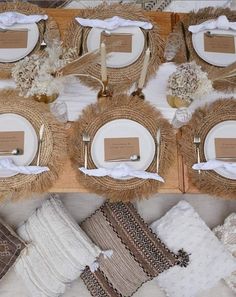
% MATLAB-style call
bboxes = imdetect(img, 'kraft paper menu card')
[0,30,28,49]
[101,33,132,53]
[0,131,24,155]
[215,138,236,159]
[104,137,140,161]
[204,34,235,54]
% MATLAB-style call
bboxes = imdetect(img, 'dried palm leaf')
[209,61,236,85]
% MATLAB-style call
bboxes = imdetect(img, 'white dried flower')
[12,41,77,98]
[167,61,213,103]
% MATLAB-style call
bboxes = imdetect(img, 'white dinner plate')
[86,26,145,68]
[0,23,39,63]
[0,113,38,178]
[192,22,236,67]
[204,120,236,180]
[91,119,155,179]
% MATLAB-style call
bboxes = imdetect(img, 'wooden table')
[45,8,186,194]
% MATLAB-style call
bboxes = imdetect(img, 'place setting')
[164,7,236,92]
[64,3,164,93]
[179,98,236,199]
[0,89,67,201]
[0,1,60,78]
[70,93,175,202]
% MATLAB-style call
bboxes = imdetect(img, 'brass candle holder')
[131,88,145,100]
[97,80,113,103]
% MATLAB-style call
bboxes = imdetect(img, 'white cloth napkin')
[0,12,48,29]
[189,15,236,33]
[0,158,49,175]
[192,160,236,175]
[75,16,153,30]
[79,163,164,182]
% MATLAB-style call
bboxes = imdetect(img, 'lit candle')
[100,42,107,82]
[138,48,151,89]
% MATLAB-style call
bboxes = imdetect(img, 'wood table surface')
[45,8,186,194]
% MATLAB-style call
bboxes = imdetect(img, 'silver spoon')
[108,154,140,162]
[0,148,20,155]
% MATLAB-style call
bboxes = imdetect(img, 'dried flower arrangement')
[12,41,102,101]
[166,61,213,108]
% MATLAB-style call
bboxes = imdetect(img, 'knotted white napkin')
[76,16,153,30]
[0,12,48,29]
[0,158,49,174]
[79,163,164,182]
[192,160,236,175]
[189,15,236,33]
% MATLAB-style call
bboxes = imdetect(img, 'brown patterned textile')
[0,1,71,8]
[81,202,189,297]
[0,218,25,279]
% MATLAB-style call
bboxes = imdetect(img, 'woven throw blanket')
[81,202,189,297]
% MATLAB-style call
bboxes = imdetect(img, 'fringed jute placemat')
[0,2,60,78]
[0,89,67,201]
[64,3,164,93]
[70,94,175,202]
[172,7,236,92]
[179,98,236,199]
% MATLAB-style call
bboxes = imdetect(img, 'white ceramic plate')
[0,114,38,178]
[91,119,155,178]
[192,23,236,67]
[86,26,145,68]
[0,23,39,63]
[204,120,236,180]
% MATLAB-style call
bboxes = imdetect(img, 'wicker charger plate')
[0,2,60,78]
[70,94,175,202]
[0,89,67,201]
[64,3,164,93]
[172,7,236,92]
[179,98,236,199]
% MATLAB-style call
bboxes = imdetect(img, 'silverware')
[205,31,234,38]
[156,128,161,174]
[180,21,190,62]
[0,148,20,155]
[37,124,45,166]
[193,135,201,174]
[108,154,140,162]
[82,133,91,169]
[0,28,29,32]
[40,20,47,50]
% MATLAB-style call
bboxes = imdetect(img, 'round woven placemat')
[0,2,60,78]
[172,7,236,92]
[0,89,67,201]
[70,94,175,202]
[179,98,236,199]
[64,3,164,93]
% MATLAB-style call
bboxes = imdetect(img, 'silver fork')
[82,133,91,169]
[193,135,201,174]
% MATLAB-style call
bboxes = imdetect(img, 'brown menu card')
[0,30,28,49]
[104,137,139,161]
[215,138,236,160]
[0,131,24,155]
[204,34,235,54]
[101,32,132,53]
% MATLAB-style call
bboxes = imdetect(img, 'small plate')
[0,113,38,178]
[0,23,39,63]
[86,26,145,68]
[192,22,236,67]
[204,120,236,180]
[91,119,155,179]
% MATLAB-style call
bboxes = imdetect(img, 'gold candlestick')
[97,80,113,103]
[131,88,145,100]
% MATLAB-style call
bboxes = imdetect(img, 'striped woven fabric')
[81,202,189,297]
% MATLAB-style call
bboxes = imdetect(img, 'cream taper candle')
[138,48,150,89]
[100,42,107,82]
